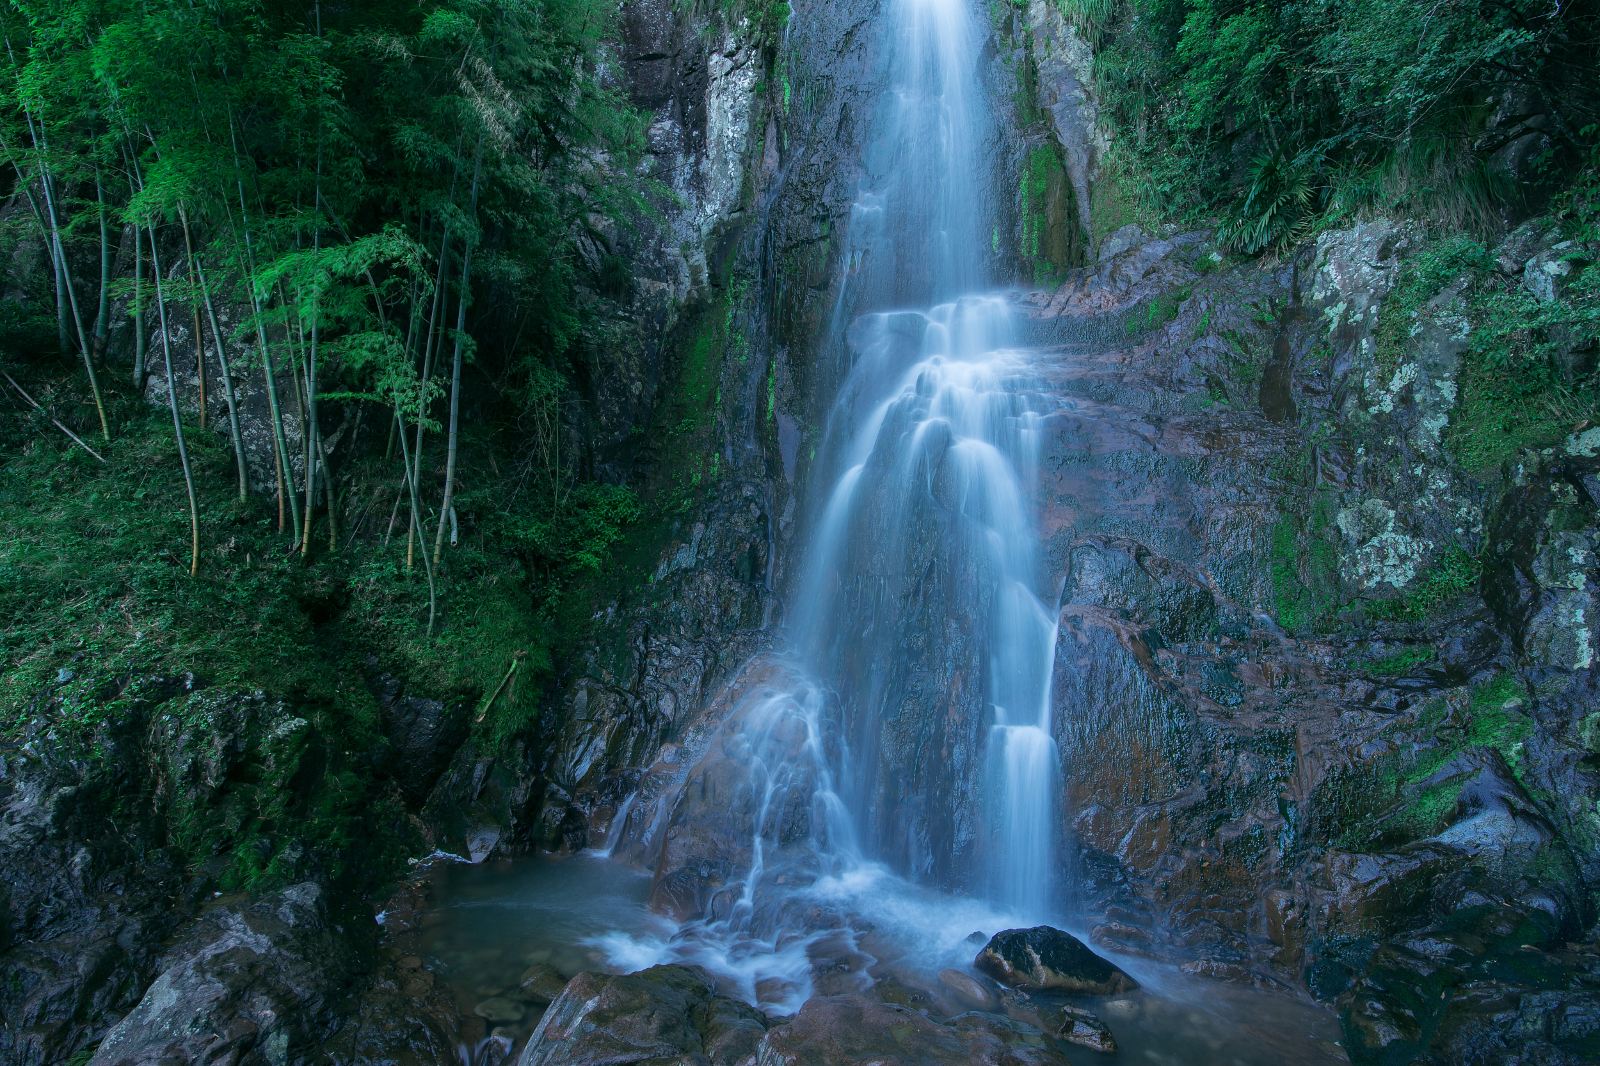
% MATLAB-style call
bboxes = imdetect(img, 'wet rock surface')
[975,926,1138,995]
[1010,219,1600,1062]
[759,995,1062,1066]
[90,884,356,1066]
[1054,1003,1118,1053]
[0,678,383,1066]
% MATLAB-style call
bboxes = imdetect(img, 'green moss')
[1372,237,1490,379]
[1365,546,1481,624]
[1447,351,1574,474]
[1370,231,1600,477]
[0,406,352,732]
[1323,673,1533,851]
[1124,285,1192,337]
[1355,645,1437,676]
[1269,487,1344,634]
[1019,141,1077,287]
[1087,143,1162,250]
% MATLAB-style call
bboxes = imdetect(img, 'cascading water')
[597,0,1065,1006]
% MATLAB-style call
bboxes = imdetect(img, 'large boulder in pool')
[974,926,1138,995]
[517,965,766,1066]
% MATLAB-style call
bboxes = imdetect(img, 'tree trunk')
[393,406,438,636]
[186,213,249,501]
[432,145,483,568]
[188,256,208,429]
[227,121,299,536]
[299,290,320,557]
[34,128,109,441]
[93,175,111,361]
[133,226,147,390]
[406,224,451,572]
[148,224,202,577]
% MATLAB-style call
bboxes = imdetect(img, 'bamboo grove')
[0,0,646,635]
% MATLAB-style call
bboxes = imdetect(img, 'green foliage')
[1216,147,1319,255]
[0,404,337,725]
[1054,0,1119,45]
[1373,237,1494,378]
[1373,214,1600,475]
[1080,0,1599,244]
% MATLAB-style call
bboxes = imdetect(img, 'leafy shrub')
[1081,0,1599,243]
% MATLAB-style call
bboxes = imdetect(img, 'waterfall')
[600,0,1064,1003]
[796,0,1061,917]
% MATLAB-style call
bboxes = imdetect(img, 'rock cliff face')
[1018,219,1600,1061]
[0,680,381,1064]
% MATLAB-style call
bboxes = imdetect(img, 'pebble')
[473,997,526,1025]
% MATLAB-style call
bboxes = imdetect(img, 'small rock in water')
[938,968,998,1011]
[519,963,569,1005]
[975,926,1139,995]
[965,930,988,945]
[1056,1004,1118,1053]
[473,996,526,1025]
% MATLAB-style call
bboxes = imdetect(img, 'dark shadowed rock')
[369,668,470,802]
[90,883,355,1066]
[976,926,1138,995]
[517,965,767,1066]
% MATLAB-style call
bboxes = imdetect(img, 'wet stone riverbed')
[411,853,1350,1064]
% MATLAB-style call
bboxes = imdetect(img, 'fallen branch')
[3,369,108,463]
[475,651,527,724]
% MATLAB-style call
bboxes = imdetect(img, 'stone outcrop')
[516,965,766,1066]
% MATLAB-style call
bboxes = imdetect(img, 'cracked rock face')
[91,884,355,1066]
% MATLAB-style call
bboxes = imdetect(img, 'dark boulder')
[975,926,1138,995]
